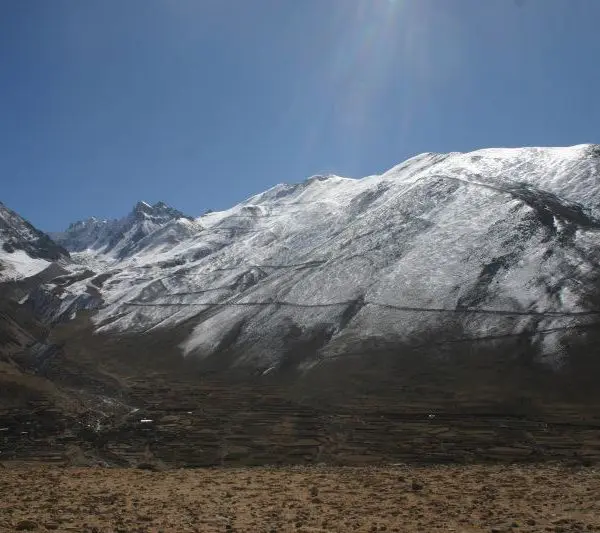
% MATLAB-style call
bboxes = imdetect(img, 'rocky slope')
[0,202,69,281]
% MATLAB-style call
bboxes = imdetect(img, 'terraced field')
[3,373,600,468]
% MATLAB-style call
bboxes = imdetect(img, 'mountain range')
[12,144,600,367]
[3,144,600,466]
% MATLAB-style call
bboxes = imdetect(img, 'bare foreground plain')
[1,464,600,533]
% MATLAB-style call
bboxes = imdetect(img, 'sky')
[1,0,599,231]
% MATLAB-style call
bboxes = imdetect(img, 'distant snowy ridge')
[52,200,200,261]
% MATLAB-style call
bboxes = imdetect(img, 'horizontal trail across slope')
[121,298,600,318]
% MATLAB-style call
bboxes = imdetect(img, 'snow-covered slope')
[0,202,69,281]
[38,144,600,370]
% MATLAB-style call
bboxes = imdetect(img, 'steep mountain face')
[0,202,69,281]
[37,144,600,374]
[52,201,198,260]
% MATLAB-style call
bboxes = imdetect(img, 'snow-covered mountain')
[31,144,600,372]
[0,201,69,281]
[51,201,199,261]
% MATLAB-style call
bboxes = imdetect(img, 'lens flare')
[291,0,463,167]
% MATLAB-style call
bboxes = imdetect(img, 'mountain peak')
[131,201,187,220]
[55,201,195,257]
[132,201,154,218]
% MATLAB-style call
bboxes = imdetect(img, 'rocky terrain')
[1,463,599,532]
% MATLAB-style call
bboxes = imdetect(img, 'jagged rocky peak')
[67,216,106,231]
[131,200,190,222]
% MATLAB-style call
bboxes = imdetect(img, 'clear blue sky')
[1,0,599,231]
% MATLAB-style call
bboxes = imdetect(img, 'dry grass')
[1,464,599,532]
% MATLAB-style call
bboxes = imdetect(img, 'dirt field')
[1,464,599,532]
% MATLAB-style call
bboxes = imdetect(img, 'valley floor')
[0,464,599,532]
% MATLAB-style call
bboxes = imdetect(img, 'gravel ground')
[1,463,599,532]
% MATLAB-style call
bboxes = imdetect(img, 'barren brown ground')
[1,464,599,533]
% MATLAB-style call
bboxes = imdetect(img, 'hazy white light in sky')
[292,0,463,168]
